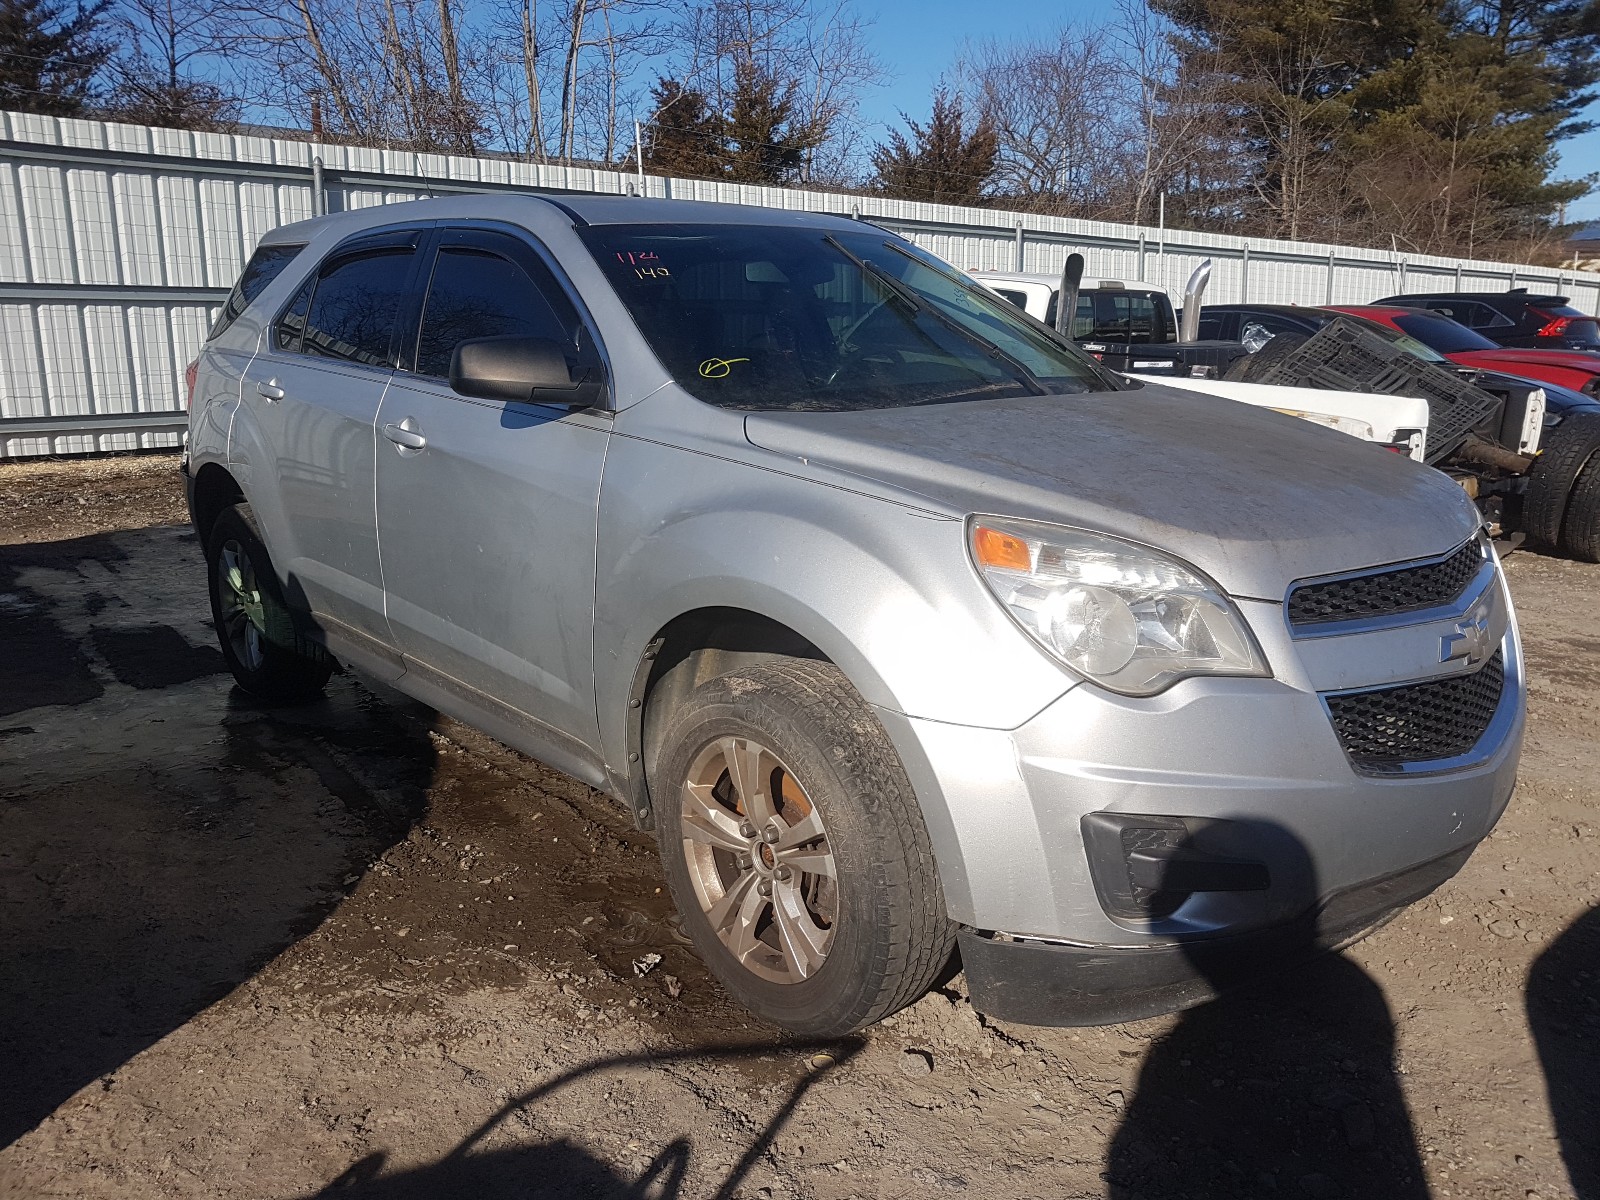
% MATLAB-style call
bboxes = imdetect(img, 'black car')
[1373,291,1600,354]
[1197,303,1600,424]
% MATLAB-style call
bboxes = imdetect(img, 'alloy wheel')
[679,735,838,983]
[216,538,267,672]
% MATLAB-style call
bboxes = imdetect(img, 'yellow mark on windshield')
[698,357,750,379]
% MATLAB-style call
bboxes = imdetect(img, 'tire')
[650,658,954,1036]
[205,503,333,703]
[1222,332,1309,382]
[1558,452,1600,562]
[1524,412,1600,550]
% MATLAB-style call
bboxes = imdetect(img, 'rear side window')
[992,288,1028,311]
[210,244,303,340]
[1467,303,1513,329]
[301,250,415,367]
[1417,300,1474,325]
[414,247,572,378]
[276,277,313,353]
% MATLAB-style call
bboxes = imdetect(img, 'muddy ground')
[0,453,1596,1200]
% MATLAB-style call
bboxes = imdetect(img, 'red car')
[1329,305,1600,397]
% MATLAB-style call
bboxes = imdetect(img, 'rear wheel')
[651,659,953,1036]
[206,503,332,703]
[1524,413,1600,550]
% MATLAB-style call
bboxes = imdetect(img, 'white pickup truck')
[971,269,1430,461]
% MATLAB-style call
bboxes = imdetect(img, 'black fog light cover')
[1081,813,1270,921]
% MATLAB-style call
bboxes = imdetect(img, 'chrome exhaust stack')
[1179,259,1212,343]
[1057,252,1085,337]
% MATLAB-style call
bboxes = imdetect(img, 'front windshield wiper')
[823,235,925,316]
[823,235,1047,396]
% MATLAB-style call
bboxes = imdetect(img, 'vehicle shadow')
[1106,824,1432,1199]
[0,525,436,1148]
[1527,904,1600,1200]
[298,1042,860,1199]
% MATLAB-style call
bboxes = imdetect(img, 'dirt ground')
[0,452,1596,1200]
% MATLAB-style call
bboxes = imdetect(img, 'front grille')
[1289,539,1484,627]
[1326,650,1504,771]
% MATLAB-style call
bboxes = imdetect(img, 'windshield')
[1391,312,1498,353]
[579,223,1121,410]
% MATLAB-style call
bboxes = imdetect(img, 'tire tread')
[1525,413,1600,549]
[1559,452,1600,562]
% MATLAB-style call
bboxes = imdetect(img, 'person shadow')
[301,1042,860,1199]
[1527,904,1600,1200]
[1106,821,1438,1200]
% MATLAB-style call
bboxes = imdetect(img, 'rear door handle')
[382,419,427,450]
[255,378,285,401]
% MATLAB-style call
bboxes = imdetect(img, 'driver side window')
[413,246,572,380]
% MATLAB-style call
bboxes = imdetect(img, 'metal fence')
[5,107,1600,458]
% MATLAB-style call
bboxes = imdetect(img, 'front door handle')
[255,378,285,401]
[382,419,427,451]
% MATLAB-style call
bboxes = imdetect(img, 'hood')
[1457,348,1600,375]
[744,385,1482,601]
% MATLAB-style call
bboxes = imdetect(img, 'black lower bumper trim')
[960,842,1477,1027]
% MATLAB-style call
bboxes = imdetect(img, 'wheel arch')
[620,605,836,830]
[189,461,246,546]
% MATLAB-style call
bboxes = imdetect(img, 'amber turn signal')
[973,525,1031,571]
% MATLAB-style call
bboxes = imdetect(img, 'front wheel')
[206,503,332,703]
[1524,412,1600,549]
[651,659,954,1036]
[1559,452,1600,562]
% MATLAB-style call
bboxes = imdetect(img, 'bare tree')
[1105,0,1236,228]
[665,0,883,182]
[965,28,1137,217]
[101,0,239,129]
[232,0,488,151]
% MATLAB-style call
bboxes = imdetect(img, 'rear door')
[240,227,425,654]
[374,225,611,754]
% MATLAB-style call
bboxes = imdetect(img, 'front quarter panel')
[591,406,1079,776]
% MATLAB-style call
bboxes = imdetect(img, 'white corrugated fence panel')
[5,107,1600,457]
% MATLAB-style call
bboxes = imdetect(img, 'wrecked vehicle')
[974,264,1430,457]
[185,196,1523,1033]
[1220,311,1600,559]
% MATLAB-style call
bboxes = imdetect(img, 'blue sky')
[855,0,1600,224]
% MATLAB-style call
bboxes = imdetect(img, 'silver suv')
[184,195,1524,1035]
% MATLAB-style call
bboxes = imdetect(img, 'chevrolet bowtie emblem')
[1440,610,1492,666]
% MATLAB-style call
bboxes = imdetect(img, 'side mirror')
[449,336,603,407]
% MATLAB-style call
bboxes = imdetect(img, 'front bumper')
[957,843,1474,1026]
[875,573,1523,1025]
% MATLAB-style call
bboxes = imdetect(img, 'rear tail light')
[1533,309,1573,338]
[184,360,198,409]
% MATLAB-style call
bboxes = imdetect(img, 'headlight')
[1269,409,1375,441]
[969,517,1269,696]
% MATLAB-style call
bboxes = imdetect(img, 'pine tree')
[720,61,816,185]
[1151,0,1598,251]
[0,0,109,116]
[870,87,997,204]
[642,78,725,178]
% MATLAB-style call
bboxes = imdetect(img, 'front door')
[374,227,610,751]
